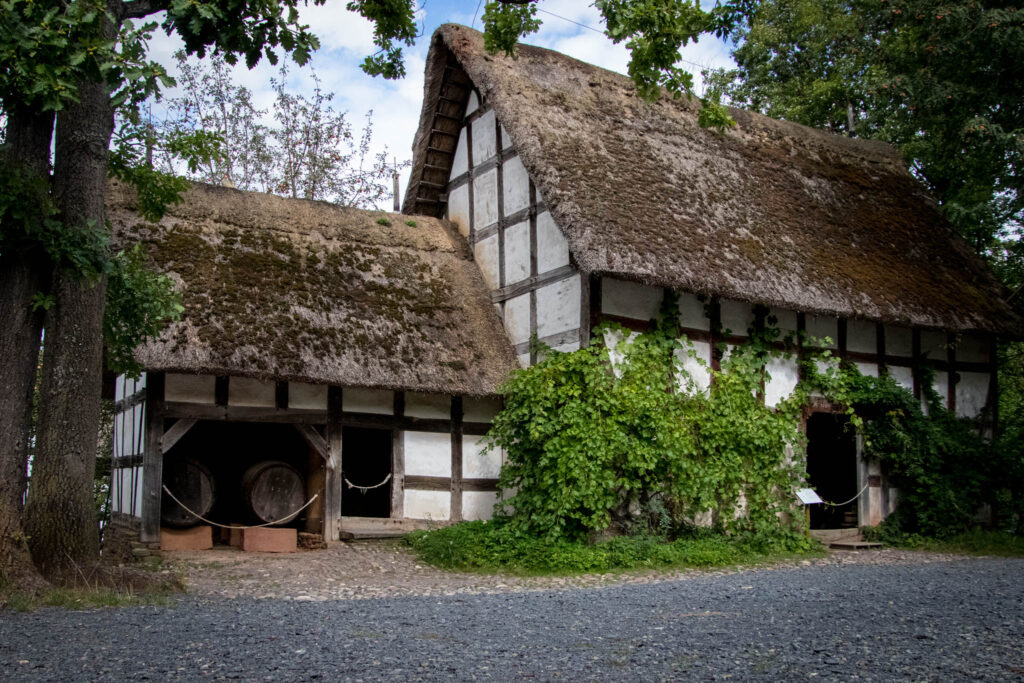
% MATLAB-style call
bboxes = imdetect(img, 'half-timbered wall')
[110,373,148,519]
[117,372,505,541]
[446,91,585,367]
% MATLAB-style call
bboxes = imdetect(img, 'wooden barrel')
[242,461,305,525]
[161,458,216,528]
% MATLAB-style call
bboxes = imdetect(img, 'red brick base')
[161,526,213,551]
[243,527,297,553]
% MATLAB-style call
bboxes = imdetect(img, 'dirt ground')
[163,539,979,601]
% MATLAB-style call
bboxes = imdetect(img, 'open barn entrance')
[341,427,392,518]
[806,413,859,529]
[161,421,321,537]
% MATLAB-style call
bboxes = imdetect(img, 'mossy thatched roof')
[108,181,518,396]
[405,24,1021,336]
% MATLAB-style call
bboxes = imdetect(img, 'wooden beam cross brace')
[294,424,330,463]
[160,418,197,453]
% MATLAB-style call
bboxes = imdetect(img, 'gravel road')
[1,556,1021,681]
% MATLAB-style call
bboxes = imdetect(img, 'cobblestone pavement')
[165,539,985,601]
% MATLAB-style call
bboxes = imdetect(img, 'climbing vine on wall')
[487,298,1020,543]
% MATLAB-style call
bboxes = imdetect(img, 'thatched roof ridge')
[108,181,518,396]
[405,24,1022,336]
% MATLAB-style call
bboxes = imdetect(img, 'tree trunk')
[0,107,54,590]
[24,73,114,581]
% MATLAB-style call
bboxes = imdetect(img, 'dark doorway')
[341,427,392,518]
[806,413,858,529]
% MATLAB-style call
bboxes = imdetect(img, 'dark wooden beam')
[159,418,196,454]
[275,381,289,410]
[947,332,957,414]
[294,423,329,462]
[214,375,229,406]
[391,391,406,519]
[140,372,165,543]
[113,388,146,414]
[490,264,577,304]
[325,386,343,541]
[450,397,464,522]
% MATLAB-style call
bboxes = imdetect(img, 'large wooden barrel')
[242,461,305,525]
[161,458,216,528]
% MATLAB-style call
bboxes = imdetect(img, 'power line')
[472,0,483,28]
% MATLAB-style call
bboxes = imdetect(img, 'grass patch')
[405,520,822,575]
[863,527,1024,556]
[1,586,174,613]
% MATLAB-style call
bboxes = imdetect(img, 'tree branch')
[120,0,162,20]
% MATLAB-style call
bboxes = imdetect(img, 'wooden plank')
[162,402,328,423]
[947,332,957,414]
[912,328,922,400]
[528,179,538,365]
[391,391,405,519]
[140,372,165,543]
[709,297,722,372]
[325,386,343,541]
[159,418,196,453]
[275,381,289,410]
[113,388,146,414]
[490,264,577,304]
[450,397,464,522]
[214,375,229,406]
[294,423,329,461]
[462,478,499,492]
[404,475,451,491]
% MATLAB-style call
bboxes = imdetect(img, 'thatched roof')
[405,25,1022,336]
[107,181,518,396]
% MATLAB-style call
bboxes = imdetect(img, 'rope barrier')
[344,472,392,493]
[822,483,869,508]
[161,484,319,530]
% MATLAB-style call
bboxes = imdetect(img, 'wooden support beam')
[325,386,343,541]
[275,381,289,410]
[214,375,229,406]
[159,418,196,453]
[294,424,329,462]
[140,372,165,543]
[391,391,406,519]
[450,397,464,522]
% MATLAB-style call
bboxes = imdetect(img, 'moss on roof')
[107,181,518,395]
[405,25,1021,336]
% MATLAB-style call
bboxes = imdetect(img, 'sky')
[146,0,737,206]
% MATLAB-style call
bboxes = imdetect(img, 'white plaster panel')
[403,490,450,521]
[113,411,124,461]
[165,373,216,404]
[517,353,531,368]
[536,211,569,274]
[537,275,581,338]
[504,219,530,284]
[115,375,127,402]
[405,392,450,419]
[463,491,498,521]
[847,319,877,354]
[229,377,275,407]
[464,397,502,423]
[451,128,468,178]
[679,292,710,331]
[343,388,393,415]
[472,110,497,164]
[504,293,531,345]
[889,366,915,392]
[289,382,327,410]
[403,431,452,477]
[474,234,500,290]
[551,341,579,354]
[805,315,838,348]
[956,333,990,364]
[463,434,502,479]
[500,123,513,151]
[720,299,753,337]
[855,362,879,378]
[502,155,530,216]
[932,370,950,405]
[920,330,947,361]
[769,308,798,336]
[956,372,990,418]
[127,404,145,456]
[465,90,479,116]
[448,184,470,237]
[677,341,711,394]
[602,277,661,321]
[112,466,143,517]
[765,355,800,408]
[886,326,913,357]
[815,356,840,376]
[473,168,499,228]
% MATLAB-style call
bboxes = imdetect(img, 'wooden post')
[391,391,406,519]
[450,396,464,522]
[140,372,165,543]
[325,386,343,541]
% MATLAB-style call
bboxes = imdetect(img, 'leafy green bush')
[406,520,818,574]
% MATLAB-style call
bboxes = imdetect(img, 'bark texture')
[24,74,114,581]
[0,107,54,589]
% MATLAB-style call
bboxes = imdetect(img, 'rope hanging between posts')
[161,484,319,530]
[343,472,392,494]
[822,483,870,508]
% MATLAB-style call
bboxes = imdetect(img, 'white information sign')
[796,488,823,505]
